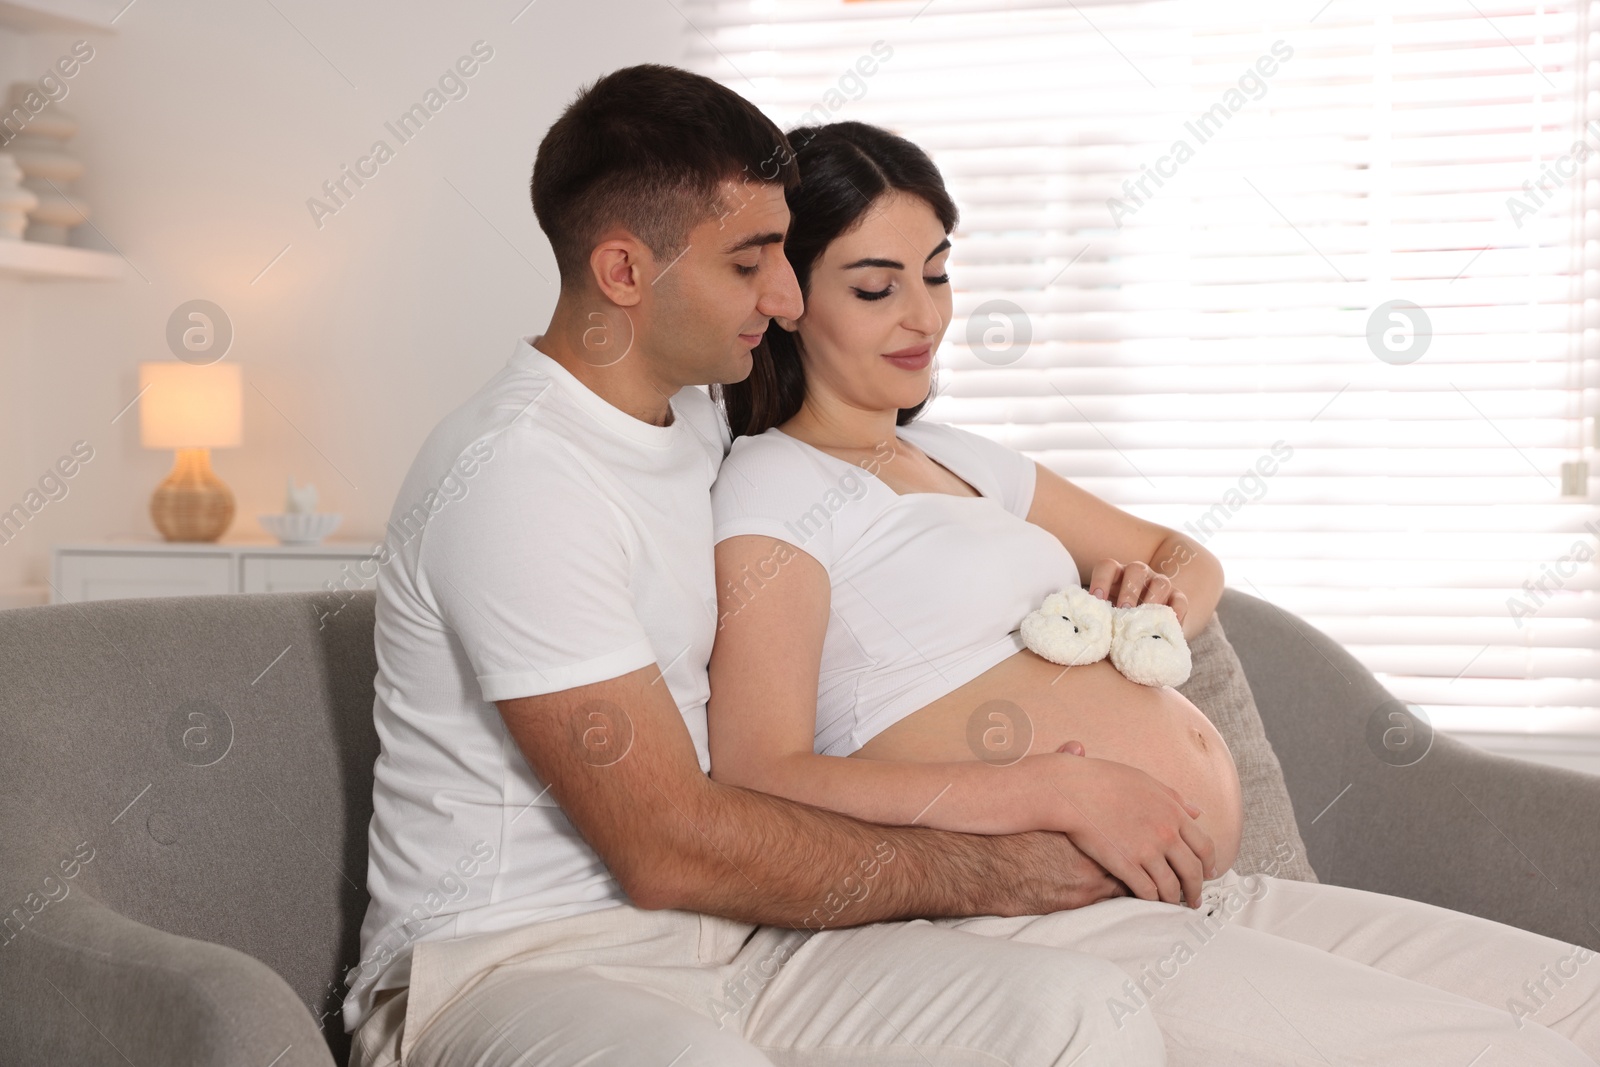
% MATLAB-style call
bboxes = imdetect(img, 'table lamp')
[139,361,243,542]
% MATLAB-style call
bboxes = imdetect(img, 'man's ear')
[587,234,648,308]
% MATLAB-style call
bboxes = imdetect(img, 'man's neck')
[535,300,677,428]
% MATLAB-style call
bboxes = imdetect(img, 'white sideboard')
[51,540,379,603]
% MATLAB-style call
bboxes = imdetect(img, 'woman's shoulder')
[719,428,804,479]
[713,429,832,509]
[711,429,872,563]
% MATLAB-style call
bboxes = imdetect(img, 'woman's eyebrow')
[843,238,952,271]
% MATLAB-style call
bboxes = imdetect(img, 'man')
[341,63,1167,1066]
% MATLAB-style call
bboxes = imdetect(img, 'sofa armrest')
[0,891,335,1067]
[1332,728,1600,949]
[1216,587,1600,950]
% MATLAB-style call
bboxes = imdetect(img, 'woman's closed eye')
[853,273,951,302]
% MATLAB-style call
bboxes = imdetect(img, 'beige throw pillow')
[1176,611,1319,882]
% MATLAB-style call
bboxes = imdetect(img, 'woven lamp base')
[150,447,235,542]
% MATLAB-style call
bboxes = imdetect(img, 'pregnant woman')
[707,122,1242,908]
[705,120,1600,1065]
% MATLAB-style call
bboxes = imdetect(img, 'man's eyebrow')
[842,237,952,271]
[724,232,786,254]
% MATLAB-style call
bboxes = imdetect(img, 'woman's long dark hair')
[714,121,959,440]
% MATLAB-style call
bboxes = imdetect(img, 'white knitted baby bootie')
[1108,602,1192,687]
[1019,585,1114,667]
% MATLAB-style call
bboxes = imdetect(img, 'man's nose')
[759,254,803,322]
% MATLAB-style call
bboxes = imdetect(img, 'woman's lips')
[883,344,932,370]
[738,332,764,347]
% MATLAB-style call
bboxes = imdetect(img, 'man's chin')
[714,345,756,385]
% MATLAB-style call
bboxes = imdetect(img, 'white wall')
[0,0,683,601]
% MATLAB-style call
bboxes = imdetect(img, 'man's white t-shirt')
[342,335,730,1033]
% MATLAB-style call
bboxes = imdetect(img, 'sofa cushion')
[1177,611,1319,882]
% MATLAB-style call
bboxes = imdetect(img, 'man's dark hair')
[531,64,799,290]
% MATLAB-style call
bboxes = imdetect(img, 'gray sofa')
[1,587,1597,1066]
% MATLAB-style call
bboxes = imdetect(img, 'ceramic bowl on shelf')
[258,512,342,545]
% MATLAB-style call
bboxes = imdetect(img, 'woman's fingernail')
[1091,587,1104,597]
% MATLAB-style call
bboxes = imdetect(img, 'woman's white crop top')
[709,420,1080,757]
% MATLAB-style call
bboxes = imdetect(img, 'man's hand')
[1047,740,1133,911]
[1049,742,1209,908]
[995,830,1130,915]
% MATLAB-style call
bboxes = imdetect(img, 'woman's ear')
[773,315,799,332]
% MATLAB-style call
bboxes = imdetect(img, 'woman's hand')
[1046,745,1215,909]
[1088,558,1188,626]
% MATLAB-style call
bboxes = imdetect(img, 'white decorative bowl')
[259,512,342,545]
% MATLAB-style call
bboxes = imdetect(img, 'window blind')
[681,0,1600,735]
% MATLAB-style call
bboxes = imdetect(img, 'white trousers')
[350,867,1600,1067]
[349,897,1167,1066]
[933,866,1600,1066]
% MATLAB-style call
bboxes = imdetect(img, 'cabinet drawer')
[56,552,233,602]
[240,555,376,594]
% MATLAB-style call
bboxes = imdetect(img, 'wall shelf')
[0,240,122,280]
[0,0,121,32]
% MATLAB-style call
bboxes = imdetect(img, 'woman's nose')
[904,280,943,335]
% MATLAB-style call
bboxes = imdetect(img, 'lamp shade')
[139,362,242,450]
